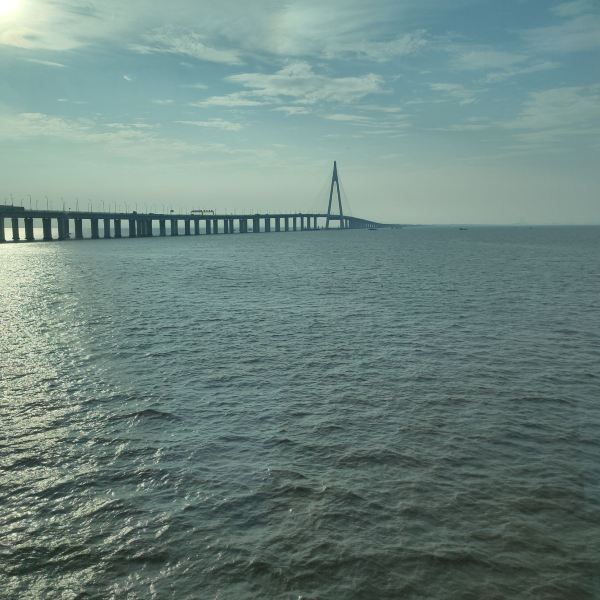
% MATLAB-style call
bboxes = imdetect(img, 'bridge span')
[0,210,382,243]
[0,162,388,243]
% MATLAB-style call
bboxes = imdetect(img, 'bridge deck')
[0,207,385,244]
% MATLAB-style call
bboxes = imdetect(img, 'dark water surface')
[1,226,599,599]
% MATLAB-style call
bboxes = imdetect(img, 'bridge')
[0,162,385,243]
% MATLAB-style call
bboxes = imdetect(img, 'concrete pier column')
[91,217,99,239]
[314,216,318,229]
[264,217,271,232]
[238,218,245,233]
[42,218,52,241]
[75,218,83,239]
[114,219,122,238]
[137,218,145,237]
[212,218,218,234]
[159,219,166,236]
[170,218,178,236]
[11,218,20,241]
[229,218,234,233]
[184,219,191,235]
[103,218,111,238]
[128,217,136,237]
[284,216,289,232]
[252,216,259,232]
[194,218,200,235]
[57,216,66,241]
[147,218,153,236]
[292,216,297,231]
[0,217,5,242]
[224,219,230,234]
[300,215,305,231]
[205,219,211,234]
[25,217,34,241]
[275,217,281,232]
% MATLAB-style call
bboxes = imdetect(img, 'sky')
[1,0,599,224]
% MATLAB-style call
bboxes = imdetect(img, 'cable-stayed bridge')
[0,162,389,243]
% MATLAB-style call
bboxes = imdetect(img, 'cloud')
[324,113,375,125]
[0,110,250,160]
[175,119,242,131]
[22,58,67,68]
[191,93,264,108]
[227,62,384,105]
[436,85,600,148]
[273,106,310,116]
[323,111,410,133]
[131,28,242,65]
[429,83,477,105]
[551,0,596,18]
[450,48,528,71]
[344,31,428,62]
[152,99,174,105]
[506,85,600,132]
[123,74,133,81]
[522,3,600,53]
[484,61,560,83]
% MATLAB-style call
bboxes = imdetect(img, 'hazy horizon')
[1,0,600,224]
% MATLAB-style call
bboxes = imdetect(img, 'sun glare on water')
[0,0,21,18]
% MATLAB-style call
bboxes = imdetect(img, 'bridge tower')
[326,160,344,229]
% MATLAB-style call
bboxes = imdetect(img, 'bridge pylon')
[326,160,344,229]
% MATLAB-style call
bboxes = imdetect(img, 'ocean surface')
[1,226,599,599]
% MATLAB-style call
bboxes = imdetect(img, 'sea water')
[1,226,599,598]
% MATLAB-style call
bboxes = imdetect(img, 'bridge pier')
[114,219,122,238]
[0,217,5,242]
[253,216,259,232]
[103,218,111,238]
[159,219,166,236]
[74,218,83,240]
[25,217,34,241]
[91,217,99,239]
[300,215,305,231]
[170,218,178,236]
[264,217,271,233]
[284,216,289,232]
[57,216,68,241]
[184,219,191,236]
[205,219,211,234]
[194,218,200,235]
[42,218,52,241]
[293,216,297,231]
[11,218,20,241]
[128,217,136,237]
[229,218,234,233]
[275,217,281,232]
[224,219,229,234]
[212,218,218,234]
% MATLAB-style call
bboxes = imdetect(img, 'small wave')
[110,408,179,421]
